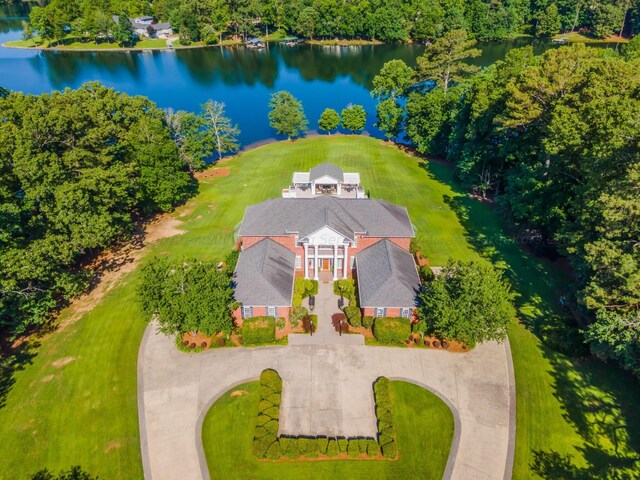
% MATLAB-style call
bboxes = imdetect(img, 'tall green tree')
[166,109,212,172]
[139,257,236,336]
[536,3,562,37]
[417,260,516,347]
[318,108,340,134]
[268,91,308,139]
[113,14,136,46]
[340,104,367,132]
[0,83,192,334]
[416,29,481,93]
[371,59,415,99]
[201,100,241,160]
[375,98,404,140]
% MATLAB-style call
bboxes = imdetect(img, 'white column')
[311,182,316,196]
[333,244,338,280]
[337,183,342,195]
[314,244,319,280]
[303,243,309,279]
[343,244,349,279]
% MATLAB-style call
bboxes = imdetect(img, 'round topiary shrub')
[200,342,208,348]
[182,340,189,346]
[442,340,449,349]
[217,338,225,346]
[424,339,431,347]
[433,340,440,348]
[189,343,196,349]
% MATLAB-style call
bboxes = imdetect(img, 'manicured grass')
[552,32,628,43]
[4,36,168,50]
[0,136,638,478]
[4,38,37,47]
[202,380,453,478]
[134,38,167,49]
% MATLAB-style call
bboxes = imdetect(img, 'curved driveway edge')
[138,326,515,480]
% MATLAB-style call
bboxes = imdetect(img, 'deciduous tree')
[318,108,340,134]
[371,59,415,100]
[201,100,241,160]
[375,98,403,140]
[340,104,367,133]
[139,257,236,336]
[268,90,308,139]
[417,260,516,347]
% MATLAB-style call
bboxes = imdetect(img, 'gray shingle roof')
[309,163,344,182]
[356,240,421,308]
[234,239,295,306]
[152,22,172,30]
[238,197,414,241]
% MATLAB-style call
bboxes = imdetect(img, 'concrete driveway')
[138,326,515,480]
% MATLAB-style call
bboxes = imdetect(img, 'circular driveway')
[138,327,515,480]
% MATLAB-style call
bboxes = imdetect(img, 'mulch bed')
[410,335,469,353]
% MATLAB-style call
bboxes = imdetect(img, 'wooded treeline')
[379,37,640,377]
[23,0,640,45]
[0,83,195,336]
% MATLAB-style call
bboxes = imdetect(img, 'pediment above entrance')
[303,226,349,246]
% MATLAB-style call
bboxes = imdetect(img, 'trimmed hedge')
[253,369,394,461]
[374,376,398,459]
[363,316,375,329]
[293,278,319,307]
[253,369,283,458]
[243,316,276,345]
[372,317,411,343]
[343,305,362,327]
[333,279,357,306]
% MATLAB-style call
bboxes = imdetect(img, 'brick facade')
[232,305,290,327]
[240,234,412,280]
[362,307,418,320]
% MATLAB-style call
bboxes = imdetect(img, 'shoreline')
[2,33,628,53]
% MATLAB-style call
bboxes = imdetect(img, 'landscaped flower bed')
[252,369,397,461]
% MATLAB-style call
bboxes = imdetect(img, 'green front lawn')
[202,380,453,479]
[0,136,638,478]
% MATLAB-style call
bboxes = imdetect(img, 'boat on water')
[246,38,265,49]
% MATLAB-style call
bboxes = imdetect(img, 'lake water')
[0,9,610,146]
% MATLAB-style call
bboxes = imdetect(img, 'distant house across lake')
[112,15,173,39]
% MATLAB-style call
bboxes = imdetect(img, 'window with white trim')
[242,306,252,319]
[375,307,386,318]
[401,308,411,319]
[267,306,276,317]
[295,255,302,269]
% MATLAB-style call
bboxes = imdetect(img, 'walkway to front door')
[289,281,364,346]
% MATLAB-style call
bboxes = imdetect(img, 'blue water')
[0,16,570,146]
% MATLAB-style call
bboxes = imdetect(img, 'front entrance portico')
[301,226,350,281]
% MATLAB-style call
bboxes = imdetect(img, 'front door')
[322,258,330,271]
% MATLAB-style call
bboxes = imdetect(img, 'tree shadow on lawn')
[0,338,39,410]
[418,161,567,329]
[417,160,640,477]
[532,349,640,478]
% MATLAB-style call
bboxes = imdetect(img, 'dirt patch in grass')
[195,168,230,179]
[230,389,249,397]
[52,356,76,368]
[104,439,123,453]
[56,213,185,331]
[41,375,55,383]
